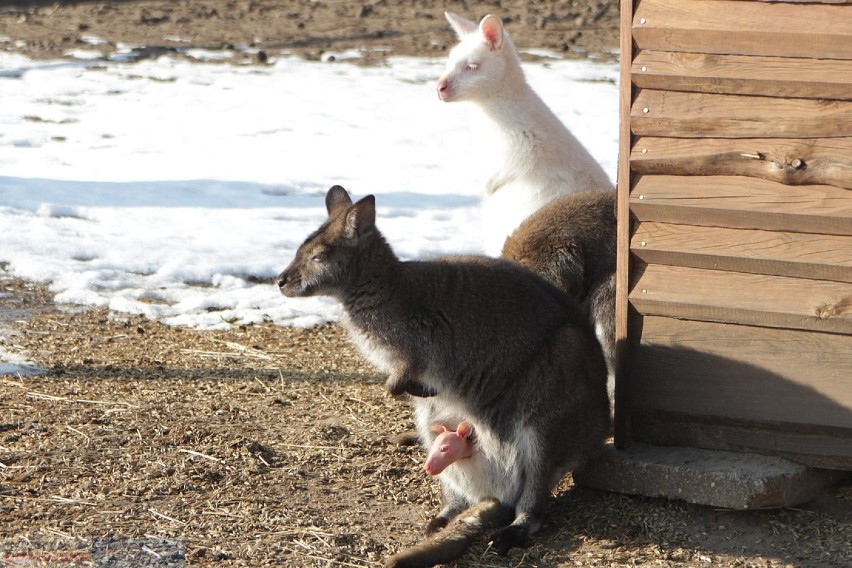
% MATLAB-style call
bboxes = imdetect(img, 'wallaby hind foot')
[385,498,513,568]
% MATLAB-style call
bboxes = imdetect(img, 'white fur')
[438,12,612,255]
[595,321,615,402]
[413,396,547,511]
[340,312,398,374]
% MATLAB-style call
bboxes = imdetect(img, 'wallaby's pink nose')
[437,78,449,100]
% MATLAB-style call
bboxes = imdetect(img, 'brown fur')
[502,188,616,399]
[278,186,610,560]
[384,498,514,568]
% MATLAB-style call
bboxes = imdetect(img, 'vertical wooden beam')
[614,0,635,448]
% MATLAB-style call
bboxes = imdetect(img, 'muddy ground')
[1,1,852,567]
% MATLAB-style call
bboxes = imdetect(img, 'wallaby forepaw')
[385,377,437,398]
[384,378,408,397]
[405,383,438,398]
[425,516,448,536]
[489,525,529,556]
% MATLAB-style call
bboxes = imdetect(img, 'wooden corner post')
[614,0,635,448]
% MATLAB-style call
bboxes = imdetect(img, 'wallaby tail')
[385,498,513,568]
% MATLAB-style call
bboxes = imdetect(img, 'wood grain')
[629,262,852,333]
[630,137,852,190]
[626,315,852,429]
[632,50,852,100]
[630,175,852,235]
[629,411,852,471]
[631,221,852,283]
[631,89,852,138]
[633,0,852,59]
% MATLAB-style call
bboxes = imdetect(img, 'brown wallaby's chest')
[340,312,401,374]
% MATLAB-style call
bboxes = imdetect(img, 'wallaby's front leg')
[385,365,438,398]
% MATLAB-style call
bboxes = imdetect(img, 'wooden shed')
[614,0,852,471]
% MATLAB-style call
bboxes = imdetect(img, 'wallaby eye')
[312,251,328,263]
[465,62,479,72]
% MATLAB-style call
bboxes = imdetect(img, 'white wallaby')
[438,12,612,255]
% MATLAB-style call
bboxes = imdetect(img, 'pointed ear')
[430,424,448,434]
[479,15,504,51]
[344,195,376,239]
[325,185,353,216]
[445,12,478,38]
[457,421,472,438]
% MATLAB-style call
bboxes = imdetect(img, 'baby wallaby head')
[425,421,474,476]
[437,12,522,103]
[277,185,377,299]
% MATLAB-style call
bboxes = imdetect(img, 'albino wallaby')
[501,189,616,402]
[424,421,474,476]
[278,186,609,562]
[438,12,612,255]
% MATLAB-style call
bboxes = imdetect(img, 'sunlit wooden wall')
[614,0,852,470]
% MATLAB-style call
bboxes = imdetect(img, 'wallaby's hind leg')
[488,470,550,555]
[386,498,514,568]
[426,484,471,535]
[587,274,616,403]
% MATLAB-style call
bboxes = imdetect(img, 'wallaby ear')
[445,11,478,38]
[430,424,448,435]
[344,195,376,239]
[457,421,472,438]
[325,185,353,216]
[479,15,504,51]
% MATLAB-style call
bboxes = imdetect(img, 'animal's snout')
[436,78,449,100]
[276,271,289,289]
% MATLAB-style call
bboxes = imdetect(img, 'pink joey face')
[436,13,508,103]
[424,421,474,476]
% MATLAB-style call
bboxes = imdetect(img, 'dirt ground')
[0,0,619,63]
[2,278,852,568]
[1,1,852,567]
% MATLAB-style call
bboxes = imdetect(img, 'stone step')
[575,442,848,509]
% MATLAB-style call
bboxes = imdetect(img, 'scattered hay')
[1,278,850,566]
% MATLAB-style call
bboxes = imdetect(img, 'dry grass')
[1,277,851,567]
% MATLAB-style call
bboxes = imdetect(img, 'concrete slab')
[574,442,848,509]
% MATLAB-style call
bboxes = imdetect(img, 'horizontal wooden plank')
[630,175,852,235]
[631,221,852,283]
[629,411,852,471]
[739,0,852,5]
[630,137,852,190]
[626,315,852,429]
[632,90,852,138]
[629,262,852,333]
[633,0,852,59]
[631,50,852,100]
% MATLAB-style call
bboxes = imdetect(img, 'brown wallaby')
[278,186,609,563]
[501,189,616,404]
